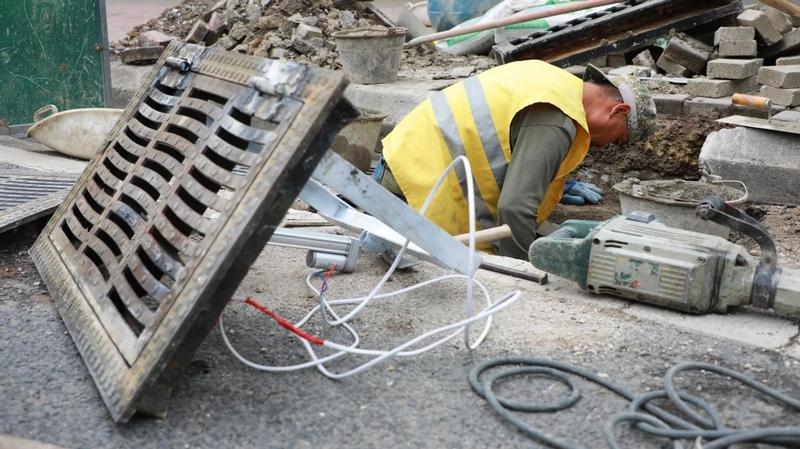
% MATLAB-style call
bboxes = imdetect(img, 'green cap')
[583,64,657,144]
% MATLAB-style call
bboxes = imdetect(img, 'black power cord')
[469,358,800,449]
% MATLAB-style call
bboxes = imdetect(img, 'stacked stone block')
[687,59,762,98]
[757,65,800,106]
[714,27,757,58]
[657,33,713,76]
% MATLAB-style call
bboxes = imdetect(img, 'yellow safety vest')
[382,60,591,242]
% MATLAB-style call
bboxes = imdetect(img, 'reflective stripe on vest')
[429,91,496,232]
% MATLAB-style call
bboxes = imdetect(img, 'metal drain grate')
[30,42,357,422]
[0,172,77,234]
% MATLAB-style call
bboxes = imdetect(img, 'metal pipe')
[404,0,626,48]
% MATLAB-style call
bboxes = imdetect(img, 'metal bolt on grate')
[30,42,358,422]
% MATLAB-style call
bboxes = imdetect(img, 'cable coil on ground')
[469,357,800,449]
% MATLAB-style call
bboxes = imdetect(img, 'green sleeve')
[496,103,577,260]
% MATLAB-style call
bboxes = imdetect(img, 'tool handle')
[455,224,512,244]
[731,94,771,110]
[758,0,800,17]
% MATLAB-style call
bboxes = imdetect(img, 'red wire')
[244,297,325,346]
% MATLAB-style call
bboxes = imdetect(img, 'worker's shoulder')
[516,103,577,138]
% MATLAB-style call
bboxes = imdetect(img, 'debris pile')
[113,0,497,77]
[595,4,800,105]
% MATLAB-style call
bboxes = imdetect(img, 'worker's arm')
[496,103,576,260]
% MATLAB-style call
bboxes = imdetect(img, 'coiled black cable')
[469,358,800,449]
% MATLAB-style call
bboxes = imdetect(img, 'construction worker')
[373,62,656,260]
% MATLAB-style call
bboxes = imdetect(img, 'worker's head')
[582,64,656,147]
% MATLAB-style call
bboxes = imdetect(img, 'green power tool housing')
[529,198,800,317]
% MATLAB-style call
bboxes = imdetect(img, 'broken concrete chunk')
[759,27,800,60]
[291,23,324,55]
[632,50,656,69]
[656,54,692,77]
[245,4,262,22]
[451,66,475,78]
[118,46,164,65]
[661,33,713,74]
[737,9,783,45]
[706,58,763,80]
[215,35,239,50]
[777,56,800,65]
[185,21,209,44]
[228,23,249,42]
[714,26,755,45]
[760,84,800,106]
[138,30,176,47]
[700,127,800,205]
[757,65,800,88]
[718,40,758,58]
[652,93,689,115]
[608,65,654,77]
[687,76,759,98]
[763,6,793,35]
[202,0,226,22]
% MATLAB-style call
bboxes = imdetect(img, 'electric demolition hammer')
[530,196,800,318]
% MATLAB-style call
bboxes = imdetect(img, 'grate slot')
[142,158,174,183]
[83,244,111,281]
[106,209,135,239]
[145,94,174,113]
[102,156,128,182]
[206,134,257,166]
[188,86,228,106]
[108,288,145,336]
[124,123,152,147]
[60,219,82,250]
[72,205,93,230]
[119,193,149,221]
[165,123,199,145]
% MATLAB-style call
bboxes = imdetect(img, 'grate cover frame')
[0,172,78,234]
[30,42,356,422]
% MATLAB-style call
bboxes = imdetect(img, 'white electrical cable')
[219,156,522,378]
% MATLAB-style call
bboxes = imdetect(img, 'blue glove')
[561,181,604,205]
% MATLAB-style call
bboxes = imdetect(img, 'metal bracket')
[696,196,782,309]
[302,151,481,276]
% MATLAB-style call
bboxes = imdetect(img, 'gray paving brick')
[707,58,763,80]
[757,65,800,88]
[656,54,692,77]
[687,76,759,98]
[653,94,689,115]
[777,56,800,66]
[760,84,800,106]
[661,33,713,74]
[714,26,755,45]
[764,6,793,35]
[718,40,758,57]
[737,9,783,45]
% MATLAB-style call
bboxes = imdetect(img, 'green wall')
[0,0,110,127]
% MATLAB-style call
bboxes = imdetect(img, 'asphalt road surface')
[2,220,799,449]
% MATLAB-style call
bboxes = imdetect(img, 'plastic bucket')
[330,110,387,171]
[333,27,407,84]
[613,178,748,239]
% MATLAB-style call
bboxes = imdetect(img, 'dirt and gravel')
[112,0,496,76]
